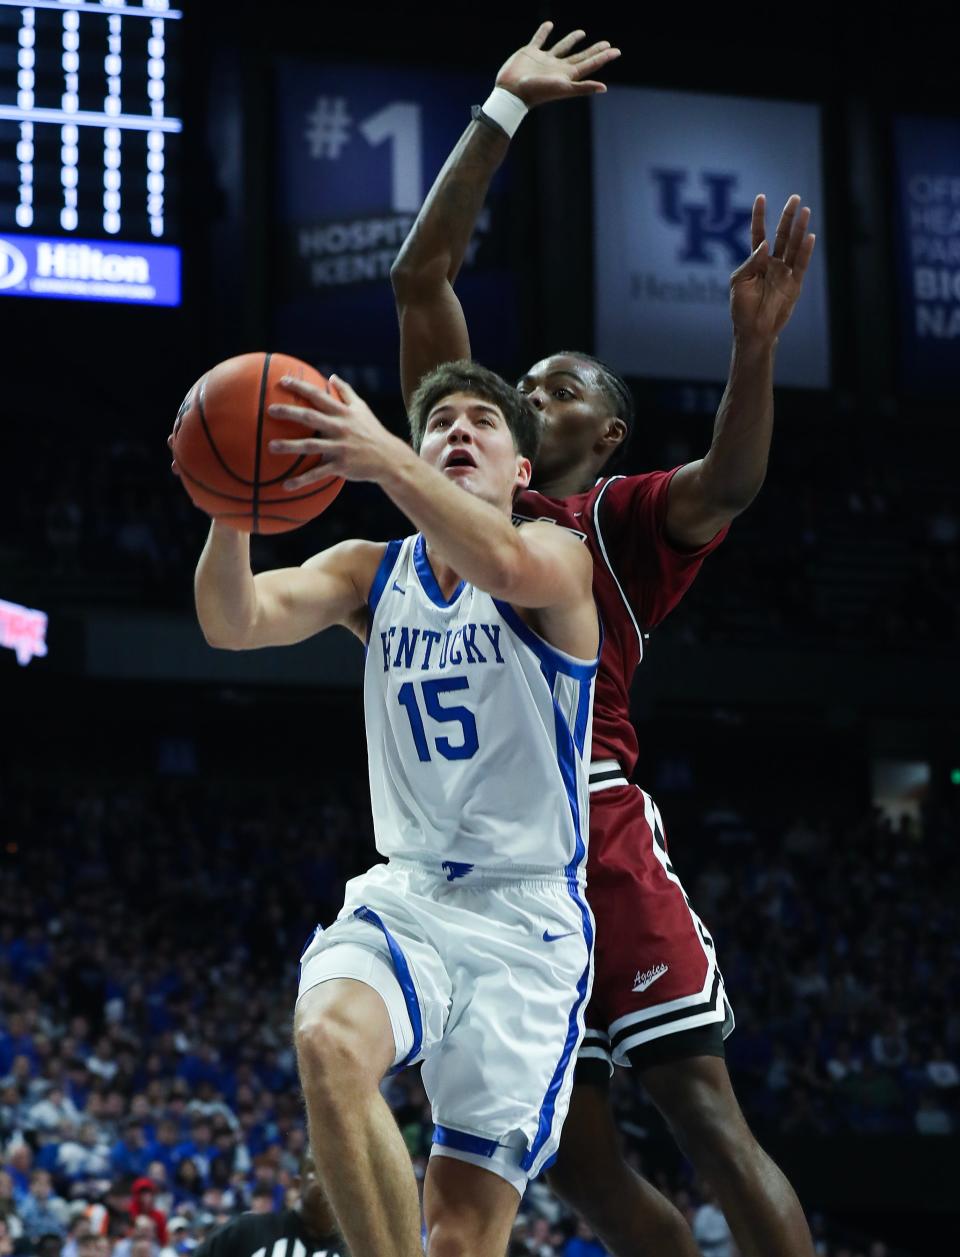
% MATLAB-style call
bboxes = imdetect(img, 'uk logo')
[650,170,752,267]
[441,861,475,882]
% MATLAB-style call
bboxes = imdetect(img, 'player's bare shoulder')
[517,519,593,588]
[515,521,598,660]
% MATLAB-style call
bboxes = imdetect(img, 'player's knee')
[294,1007,376,1102]
[425,1219,472,1257]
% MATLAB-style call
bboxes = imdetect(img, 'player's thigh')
[588,789,730,1069]
[424,1155,520,1257]
[296,865,453,1082]
[294,977,396,1087]
[550,1077,622,1185]
[639,1051,753,1147]
[424,882,591,1170]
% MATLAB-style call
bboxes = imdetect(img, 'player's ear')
[596,417,626,454]
[515,456,532,490]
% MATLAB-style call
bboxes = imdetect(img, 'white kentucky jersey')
[363,534,599,878]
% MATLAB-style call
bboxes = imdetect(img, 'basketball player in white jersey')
[191,360,600,1257]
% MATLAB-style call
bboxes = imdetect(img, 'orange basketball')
[172,352,345,534]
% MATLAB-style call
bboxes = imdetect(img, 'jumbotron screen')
[0,0,182,306]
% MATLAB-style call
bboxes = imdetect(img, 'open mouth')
[444,451,477,470]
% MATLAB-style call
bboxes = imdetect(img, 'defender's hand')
[730,194,817,348]
[268,375,406,489]
[495,21,621,109]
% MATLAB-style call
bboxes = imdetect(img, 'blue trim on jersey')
[297,923,323,981]
[352,906,423,1074]
[367,539,404,615]
[492,598,599,681]
[413,535,465,607]
[520,669,595,1174]
[572,670,593,760]
[432,1125,499,1158]
[366,539,404,648]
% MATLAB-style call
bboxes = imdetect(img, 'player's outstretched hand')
[730,194,816,347]
[268,375,405,490]
[495,21,621,108]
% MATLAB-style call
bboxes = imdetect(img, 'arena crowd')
[3,772,954,1257]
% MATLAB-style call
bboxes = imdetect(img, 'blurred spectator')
[562,1220,605,1257]
[17,1171,69,1242]
[914,1093,954,1135]
[825,1041,862,1085]
[56,1122,112,1181]
[171,1161,202,1208]
[870,1015,908,1070]
[129,1182,168,1246]
[26,1090,82,1136]
[526,1216,555,1257]
[691,1187,735,1257]
[37,1234,65,1257]
[925,1043,959,1090]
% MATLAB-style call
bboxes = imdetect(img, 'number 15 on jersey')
[397,677,479,763]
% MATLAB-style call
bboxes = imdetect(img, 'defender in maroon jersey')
[386,23,820,1257]
[513,466,733,1071]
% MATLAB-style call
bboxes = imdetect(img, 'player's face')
[517,355,617,485]
[419,392,531,510]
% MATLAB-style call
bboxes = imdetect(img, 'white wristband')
[481,87,528,139]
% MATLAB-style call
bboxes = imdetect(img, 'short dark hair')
[408,360,542,464]
[557,350,635,467]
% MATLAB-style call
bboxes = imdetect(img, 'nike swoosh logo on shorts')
[542,929,578,943]
[392,581,405,594]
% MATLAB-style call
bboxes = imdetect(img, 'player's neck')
[423,542,464,599]
[532,463,598,499]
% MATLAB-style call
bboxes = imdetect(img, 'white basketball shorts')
[297,858,594,1194]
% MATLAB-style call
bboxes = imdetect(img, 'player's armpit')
[243,539,385,650]
[663,459,738,550]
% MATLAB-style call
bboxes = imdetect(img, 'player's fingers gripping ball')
[172,352,345,534]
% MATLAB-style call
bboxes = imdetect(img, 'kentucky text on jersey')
[379,622,505,673]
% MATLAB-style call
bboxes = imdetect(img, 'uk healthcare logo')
[651,170,753,266]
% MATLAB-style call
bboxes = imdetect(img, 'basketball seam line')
[210,512,312,523]
[193,373,309,487]
[252,353,271,533]
[177,463,339,505]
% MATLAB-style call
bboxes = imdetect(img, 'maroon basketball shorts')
[580,771,735,1073]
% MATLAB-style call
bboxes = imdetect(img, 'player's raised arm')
[664,194,817,548]
[391,22,620,407]
[194,523,383,651]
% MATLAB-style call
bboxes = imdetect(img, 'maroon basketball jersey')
[515,470,726,776]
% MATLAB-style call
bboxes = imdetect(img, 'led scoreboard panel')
[0,0,181,306]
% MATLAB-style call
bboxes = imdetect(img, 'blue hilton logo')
[651,170,753,266]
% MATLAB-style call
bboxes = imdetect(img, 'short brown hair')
[408,360,542,464]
